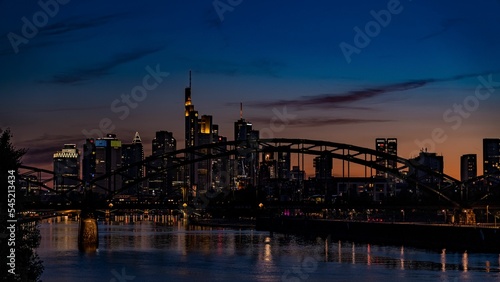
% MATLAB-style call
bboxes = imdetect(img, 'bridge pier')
[78,213,98,252]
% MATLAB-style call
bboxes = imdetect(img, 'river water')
[37,216,500,281]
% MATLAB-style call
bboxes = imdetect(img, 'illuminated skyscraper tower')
[53,144,80,193]
[460,154,477,182]
[122,132,144,195]
[185,71,198,192]
[483,138,500,177]
[234,103,259,187]
[94,134,122,195]
[375,138,397,177]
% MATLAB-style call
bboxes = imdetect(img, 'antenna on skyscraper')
[189,70,192,88]
[240,102,243,119]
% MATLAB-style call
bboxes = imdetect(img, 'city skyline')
[1,0,500,179]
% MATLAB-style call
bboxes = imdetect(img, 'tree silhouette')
[1,128,44,282]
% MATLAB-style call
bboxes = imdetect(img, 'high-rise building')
[94,134,122,195]
[184,71,199,192]
[82,138,96,188]
[197,115,215,192]
[121,132,144,195]
[314,151,333,180]
[460,154,477,182]
[147,131,176,196]
[183,72,228,193]
[53,144,80,193]
[409,151,444,186]
[375,138,397,177]
[234,107,253,141]
[483,138,500,177]
[234,104,259,187]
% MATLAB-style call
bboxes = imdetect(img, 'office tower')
[460,154,477,182]
[386,138,397,169]
[409,151,444,186]
[94,134,122,195]
[121,132,144,195]
[19,175,39,196]
[375,138,397,177]
[185,71,199,191]
[260,148,291,180]
[197,115,214,192]
[375,138,386,177]
[234,104,253,141]
[213,135,229,191]
[53,144,80,193]
[314,151,333,180]
[277,150,290,179]
[82,138,96,188]
[147,131,176,196]
[483,138,500,177]
[234,103,259,187]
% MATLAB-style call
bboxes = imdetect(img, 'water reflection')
[441,249,446,272]
[37,215,500,282]
[400,246,405,270]
[463,252,468,272]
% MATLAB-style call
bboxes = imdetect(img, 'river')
[37,215,500,281]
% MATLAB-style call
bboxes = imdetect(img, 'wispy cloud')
[0,13,125,56]
[42,47,163,84]
[249,116,394,127]
[32,105,109,113]
[251,70,499,109]
[17,134,85,166]
[40,13,126,36]
[419,18,465,41]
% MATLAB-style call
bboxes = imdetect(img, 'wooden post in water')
[78,212,98,252]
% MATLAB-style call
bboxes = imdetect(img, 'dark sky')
[1,0,500,178]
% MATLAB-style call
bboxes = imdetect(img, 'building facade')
[460,154,477,182]
[53,144,80,193]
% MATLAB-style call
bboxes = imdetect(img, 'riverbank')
[189,218,256,228]
[256,217,500,253]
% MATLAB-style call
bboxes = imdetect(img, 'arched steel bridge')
[19,138,498,209]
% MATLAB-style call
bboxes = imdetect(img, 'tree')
[0,128,44,282]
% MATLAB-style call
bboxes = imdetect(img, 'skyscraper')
[234,103,259,187]
[375,138,398,177]
[121,132,144,195]
[314,151,333,180]
[147,131,176,196]
[483,138,500,177]
[409,151,444,186]
[460,154,477,182]
[375,138,386,177]
[94,134,122,195]
[185,71,199,191]
[53,144,80,193]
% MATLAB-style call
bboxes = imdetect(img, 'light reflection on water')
[38,216,500,281]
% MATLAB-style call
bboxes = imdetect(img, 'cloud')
[17,134,85,167]
[40,13,126,36]
[43,47,163,84]
[419,18,465,41]
[0,13,125,56]
[249,116,394,127]
[251,70,500,109]
[29,105,109,113]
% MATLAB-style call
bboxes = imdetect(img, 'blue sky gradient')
[1,0,499,177]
